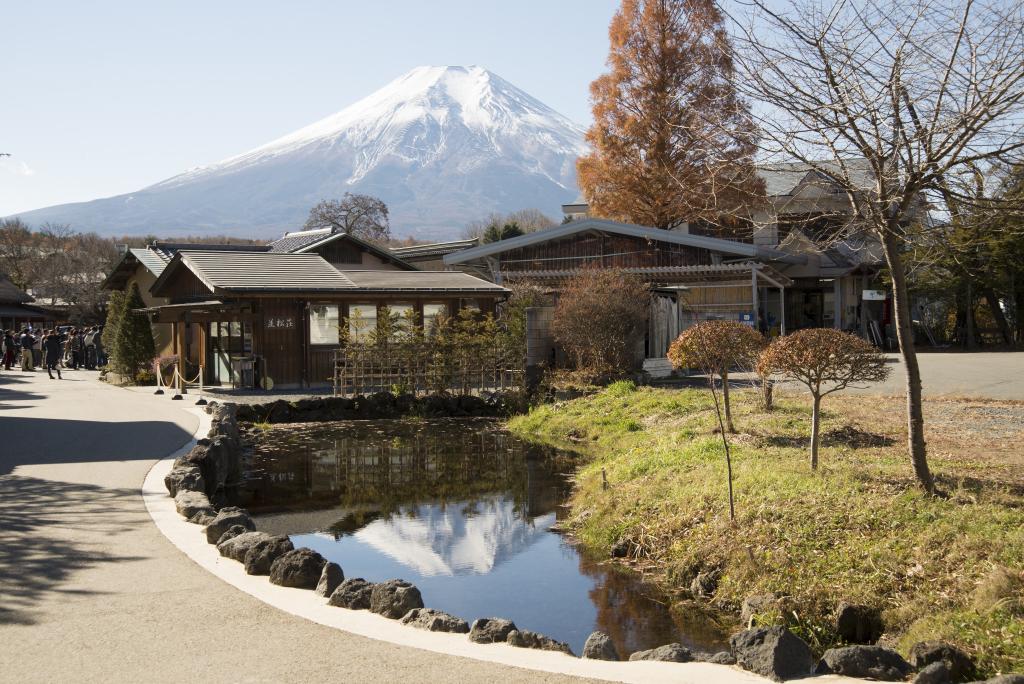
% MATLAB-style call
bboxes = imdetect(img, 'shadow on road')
[0,475,146,625]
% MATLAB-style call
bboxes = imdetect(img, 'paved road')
[0,370,590,684]
[850,352,1024,400]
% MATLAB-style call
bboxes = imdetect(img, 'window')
[309,305,340,345]
[348,304,377,342]
[387,303,416,337]
[422,303,448,336]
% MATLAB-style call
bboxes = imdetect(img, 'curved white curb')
[141,409,851,684]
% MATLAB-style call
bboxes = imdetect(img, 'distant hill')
[11,66,588,239]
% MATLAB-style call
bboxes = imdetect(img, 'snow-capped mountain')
[12,66,588,239]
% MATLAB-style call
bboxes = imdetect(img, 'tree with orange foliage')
[759,329,890,470]
[577,0,763,231]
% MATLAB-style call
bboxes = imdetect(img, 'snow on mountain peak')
[175,65,587,184]
[14,66,587,239]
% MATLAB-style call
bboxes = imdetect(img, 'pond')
[232,418,728,658]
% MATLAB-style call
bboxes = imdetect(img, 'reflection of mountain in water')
[346,496,554,576]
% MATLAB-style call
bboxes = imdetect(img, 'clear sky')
[0,0,620,217]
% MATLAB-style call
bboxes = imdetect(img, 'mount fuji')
[12,66,588,239]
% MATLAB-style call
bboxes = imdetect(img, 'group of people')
[1,326,106,380]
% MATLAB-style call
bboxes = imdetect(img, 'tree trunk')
[882,233,936,493]
[721,369,735,433]
[810,393,821,470]
[983,287,1012,345]
[966,281,977,351]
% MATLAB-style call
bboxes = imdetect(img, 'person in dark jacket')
[2,330,14,370]
[43,329,63,379]
[19,329,35,371]
[68,328,83,370]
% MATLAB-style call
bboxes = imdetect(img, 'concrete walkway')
[0,370,593,683]
[849,352,1024,400]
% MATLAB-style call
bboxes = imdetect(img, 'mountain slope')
[12,66,588,239]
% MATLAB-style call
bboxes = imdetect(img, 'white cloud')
[0,157,35,176]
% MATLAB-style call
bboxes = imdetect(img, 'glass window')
[348,304,377,342]
[389,303,415,336]
[309,304,340,345]
[422,303,448,336]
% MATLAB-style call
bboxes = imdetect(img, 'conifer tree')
[103,289,126,370]
[578,0,763,230]
[113,283,156,380]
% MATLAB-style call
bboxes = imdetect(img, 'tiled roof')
[757,158,875,196]
[341,270,507,293]
[129,248,172,278]
[390,239,480,259]
[161,251,357,294]
[0,275,32,304]
[267,229,332,253]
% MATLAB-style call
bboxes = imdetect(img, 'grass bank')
[507,382,1024,676]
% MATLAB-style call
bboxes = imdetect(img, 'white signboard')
[862,290,887,301]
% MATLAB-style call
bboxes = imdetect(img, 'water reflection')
[237,418,728,657]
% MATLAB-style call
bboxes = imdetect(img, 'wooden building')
[0,275,53,331]
[142,249,506,389]
[444,218,799,368]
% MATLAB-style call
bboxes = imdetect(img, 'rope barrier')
[169,364,206,405]
[153,360,165,395]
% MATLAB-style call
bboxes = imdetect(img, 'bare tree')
[730,0,1024,493]
[305,193,391,242]
[759,329,890,469]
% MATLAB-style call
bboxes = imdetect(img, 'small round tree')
[552,267,649,379]
[668,320,765,433]
[759,329,891,470]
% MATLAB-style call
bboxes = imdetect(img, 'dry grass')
[509,384,1024,676]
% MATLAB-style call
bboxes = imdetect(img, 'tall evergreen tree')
[103,289,126,370]
[578,0,763,230]
[113,283,156,379]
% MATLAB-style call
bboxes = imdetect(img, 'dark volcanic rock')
[695,651,737,665]
[215,525,250,547]
[915,661,953,684]
[740,594,781,627]
[328,578,376,610]
[243,535,295,575]
[629,643,693,662]
[506,629,574,656]
[582,631,619,661]
[217,530,270,561]
[315,562,345,598]
[690,571,718,599]
[468,618,518,644]
[400,608,470,634]
[730,626,815,682]
[174,490,214,519]
[909,641,976,682]
[188,511,216,526]
[610,538,630,558]
[818,645,912,681]
[835,602,884,644]
[369,579,424,619]
[269,548,327,589]
[164,464,205,496]
[204,507,255,544]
